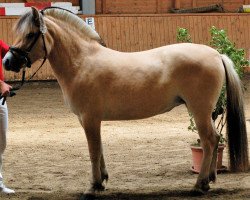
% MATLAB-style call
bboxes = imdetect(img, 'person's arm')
[0,40,9,57]
[0,40,11,97]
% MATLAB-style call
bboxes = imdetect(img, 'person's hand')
[0,80,12,97]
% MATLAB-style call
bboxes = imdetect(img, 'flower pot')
[190,144,226,173]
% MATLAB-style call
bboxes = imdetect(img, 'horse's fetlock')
[209,172,217,183]
[101,173,109,183]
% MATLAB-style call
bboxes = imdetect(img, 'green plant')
[210,26,249,124]
[210,26,248,79]
[177,28,192,43]
[177,26,249,145]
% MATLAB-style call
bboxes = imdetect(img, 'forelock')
[14,10,38,35]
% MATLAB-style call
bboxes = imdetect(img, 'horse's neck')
[46,20,92,84]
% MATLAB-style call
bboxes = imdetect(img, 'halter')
[0,11,48,105]
[9,31,46,68]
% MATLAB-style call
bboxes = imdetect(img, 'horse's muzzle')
[3,51,27,73]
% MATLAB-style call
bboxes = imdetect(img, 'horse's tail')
[221,54,249,172]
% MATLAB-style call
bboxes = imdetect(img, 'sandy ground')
[0,75,249,200]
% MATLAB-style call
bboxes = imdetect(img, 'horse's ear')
[31,6,40,26]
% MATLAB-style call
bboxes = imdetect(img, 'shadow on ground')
[9,188,246,200]
[93,188,249,200]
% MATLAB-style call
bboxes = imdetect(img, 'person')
[0,39,15,194]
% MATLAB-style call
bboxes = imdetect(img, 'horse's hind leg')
[208,124,220,183]
[191,111,219,194]
[79,115,108,197]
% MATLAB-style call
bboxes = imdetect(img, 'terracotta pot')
[190,144,226,173]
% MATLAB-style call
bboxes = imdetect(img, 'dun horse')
[3,7,249,198]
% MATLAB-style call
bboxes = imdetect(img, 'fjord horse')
[3,7,249,198]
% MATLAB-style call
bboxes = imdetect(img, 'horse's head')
[4,6,106,73]
[3,7,47,73]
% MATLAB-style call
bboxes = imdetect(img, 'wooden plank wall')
[95,0,174,14]
[1,13,250,81]
[96,0,250,14]
[0,0,79,6]
[0,0,249,14]
[177,0,246,12]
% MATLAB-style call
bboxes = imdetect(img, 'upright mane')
[42,7,105,45]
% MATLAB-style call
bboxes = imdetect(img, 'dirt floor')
[0,74,250,200]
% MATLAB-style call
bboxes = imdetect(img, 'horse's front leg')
[79,115,108,198]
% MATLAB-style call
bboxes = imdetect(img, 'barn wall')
[1,13,250,81]
[95,0,174,14]
[0,1,249,14]
[96,0,250,14]
[0,0,79,6]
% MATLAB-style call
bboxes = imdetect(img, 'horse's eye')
[26,32,35,39]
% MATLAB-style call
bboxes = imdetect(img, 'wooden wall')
[0,0,79,6]
[96,0,250,14]
[0,1,250,13]
[1,13,250,81]
[95,0,174,14]
[175,0,250,12]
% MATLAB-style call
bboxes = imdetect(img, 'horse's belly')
[102,105,175,120]
[102,95,182,120]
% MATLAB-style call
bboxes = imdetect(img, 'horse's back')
[99,43,224,80]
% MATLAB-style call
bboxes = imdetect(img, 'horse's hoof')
[202,182,210,192]
[191,187,206,196]
[93,182,105,191]
[192,182,210,196]
[80,194,95,200]
[191,187,208,196]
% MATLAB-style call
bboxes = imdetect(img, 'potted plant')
[177,26,249,173]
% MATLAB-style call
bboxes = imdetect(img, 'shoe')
[0,185,15,194]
